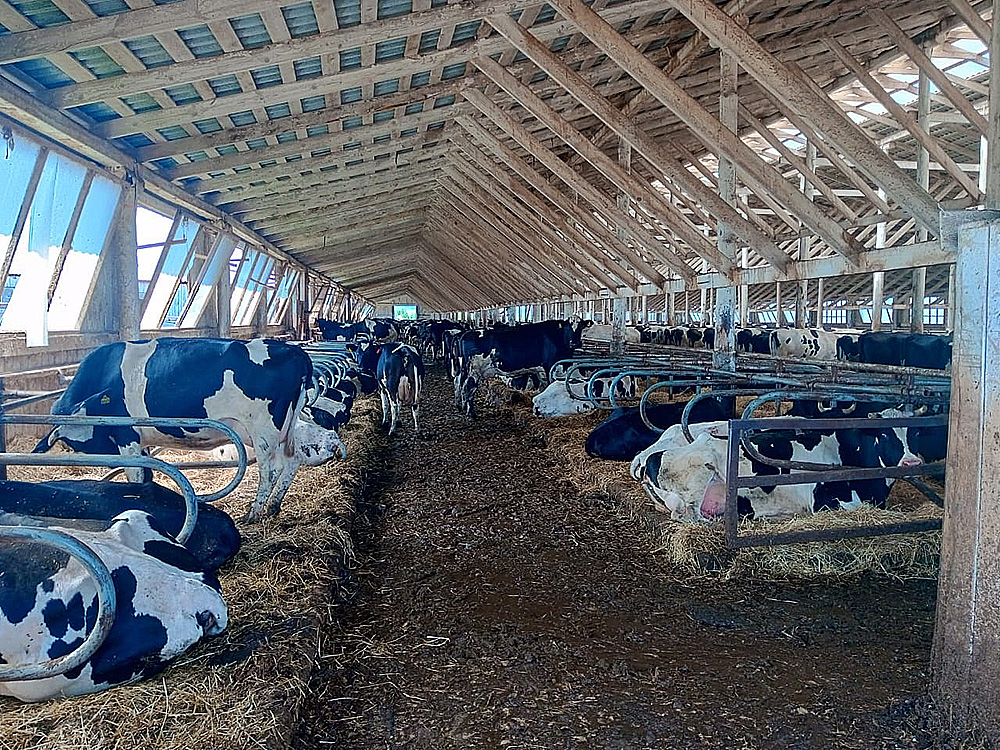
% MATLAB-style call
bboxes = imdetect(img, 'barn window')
[139,212,201,329]
[177,233,238,328]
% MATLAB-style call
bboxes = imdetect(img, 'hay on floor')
[0,397,385,750]
[513,386,944,581]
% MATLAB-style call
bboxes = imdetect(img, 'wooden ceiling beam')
[475,54,732,278]
[439,170,589,295]
[544,0,866,265]
[213,150,445,206]
[446,154,616,292]
[456,115,650,289]
[487,11,793,273]
[461,87,689,286]
[186,131,445,195]
[658,0,940,234]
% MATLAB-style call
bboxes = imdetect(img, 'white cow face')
[636,430,729,523]
[532,380,595,417]
[293,418,346,466]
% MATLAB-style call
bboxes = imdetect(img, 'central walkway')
[294,366,938,750]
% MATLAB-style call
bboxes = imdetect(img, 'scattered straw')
[0,397,386,750]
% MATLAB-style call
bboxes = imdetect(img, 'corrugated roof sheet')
[265,102,292,119]
[340,48,362,69]
[71,101,120,122]
[294,56,322,79]
[83,0,129,16]
[282,2,319,37]
[6,57,74,88]
[230,13,272,49]
[176,25,224,58]
[375,37,406,62]
[207,74,243,97]
[7,0,68,27]
[332,0,360,28]
[164,82,202,105]
[377,0,411,19]
[192,118,223,134]
[121,91,162,113]
[251,65,283,88]
[301,95,326,111]
[69,46,125,79]
[229,110,257,126]
[124,35,175,68]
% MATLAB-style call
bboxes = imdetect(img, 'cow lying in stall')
[33,338,345,521]
[630,409,947,523]
[0,510,227,702]
[0,478,240,571]
[531,372,638,418]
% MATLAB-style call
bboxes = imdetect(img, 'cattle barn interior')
[0,0,998,745]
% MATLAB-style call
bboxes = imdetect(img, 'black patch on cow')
[0,479,241,573]
[0,543,70,625]
[586,398,729,461]
[87,566,171,686]
[42,591,86,639]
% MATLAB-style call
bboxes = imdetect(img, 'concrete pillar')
[610,297,626,356]
[775,281,783,326]
[216,256,232,338]
[911,267,927,333]
[666,289,676,326]
[115,174,141,340]
[713,49,738,371]
[932,210,1000,734]
[815,277,825,328]
[640,294,648,325]
[795,279,808,329]
[871,271,885,332]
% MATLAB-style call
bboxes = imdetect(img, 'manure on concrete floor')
[293,365,983,750]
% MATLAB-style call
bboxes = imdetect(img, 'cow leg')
[263,458,300,517]
[246,452,280,522]
[388,398,400,435]
[379,389,390,427]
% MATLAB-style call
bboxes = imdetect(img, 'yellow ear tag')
[100,395,111,405]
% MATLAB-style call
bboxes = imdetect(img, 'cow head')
[532,380,595,418]
[637,431,730,522]
[294,416,347,465]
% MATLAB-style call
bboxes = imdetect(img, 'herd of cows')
[0,314,951,703]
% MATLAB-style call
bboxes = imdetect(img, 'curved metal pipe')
[0,525,116,682]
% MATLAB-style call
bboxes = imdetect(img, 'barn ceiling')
[0,0,990,311]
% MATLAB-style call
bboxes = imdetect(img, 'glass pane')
[179,234,237,328]
[0,139,43,245]
[237,255,273,326]
[49,174,122,330]
[231,248,261,324]
[140,215,199,329]
[1,152,87,344]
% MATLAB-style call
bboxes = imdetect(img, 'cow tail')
[32,429,56,453]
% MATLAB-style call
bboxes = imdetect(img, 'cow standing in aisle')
[377,342,425,435]
[33,338,341,521]
[0,510,227,702]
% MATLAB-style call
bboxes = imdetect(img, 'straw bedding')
[0,397,386,750]
[500,382,944,581]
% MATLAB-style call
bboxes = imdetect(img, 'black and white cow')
[737,327,771,354]
[769,327,840,360]
[316,319,368,341]
[856,331,952,370]
[0,479,240,571]
[0,510,227,702]
[33,338,339,521]
[454,320,589,417]
[585,397,731,461]
[631,411,945,522]
[531,374,639,417]
[377,343,425,434]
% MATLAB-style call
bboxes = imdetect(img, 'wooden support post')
[216,255,232,338]
[713,51,739,370]
[947,265,957,330]
[872,271,886,332]
[987,0,1000,208]
[796,279,808,329]
[911,267,926,333]
[611,297,626,355]
[684,290,690,325]
[641,295,648,325]
[775,280,783,325]
[116,173,141,341]
[816,277,825,327]
[666,290,676,326]
[932,209,1000,734]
